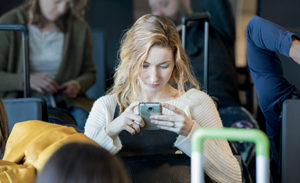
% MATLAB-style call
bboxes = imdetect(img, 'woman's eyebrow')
[159,61,172,64]
[143,60,172,64]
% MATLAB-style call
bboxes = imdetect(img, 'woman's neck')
[40,21,57,32]
[139,85,179,102]
[29,11,57,33]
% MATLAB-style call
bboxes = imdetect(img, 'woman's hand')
[30,74,59,94]
[59,80,81,98]
[150,103,194,136]
[105,101,145,138]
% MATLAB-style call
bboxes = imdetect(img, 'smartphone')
[139,102,162,130]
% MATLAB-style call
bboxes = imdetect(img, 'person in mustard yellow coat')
[0,121,98,183]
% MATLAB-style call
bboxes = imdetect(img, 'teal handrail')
[191,128,269,183]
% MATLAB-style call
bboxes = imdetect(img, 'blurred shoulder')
[183,88,212,101]
[181,88,216,108]
[0,6,27,24]
[93,94,117,109]
[89,94,118,117]
[70,15,90,31]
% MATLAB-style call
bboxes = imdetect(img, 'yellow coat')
[0,121,98,183]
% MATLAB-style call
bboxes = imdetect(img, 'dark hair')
[0,99,9,156]
[35,142,131,183]
[22,0,88,32]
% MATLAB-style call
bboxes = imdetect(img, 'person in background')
[36,142,130,183]
[148,0,239,109]
[0,0,96,129]
[85,14,241,183]
[247,16,300,183]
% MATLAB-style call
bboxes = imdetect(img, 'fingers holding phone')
[150,103,194,136]
[150,114,182,134]
[123,112,144,135]
[105,101,144,138]
[30,74,59,94]
[139,102,162,130]
[59,80,80,98]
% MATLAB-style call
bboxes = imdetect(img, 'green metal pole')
[191,128,269,183]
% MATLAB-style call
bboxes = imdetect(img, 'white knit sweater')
[84,89,242,183]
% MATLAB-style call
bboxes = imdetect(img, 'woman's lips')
[150,84,160,88]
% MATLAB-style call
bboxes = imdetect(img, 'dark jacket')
[183,0,240,107]
[0,7,96,111]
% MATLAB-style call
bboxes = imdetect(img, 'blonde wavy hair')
[109,14,199,112]
[22,0,88,32]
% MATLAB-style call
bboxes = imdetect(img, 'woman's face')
[39,0,72,22]
[148,0,184,25]
[138,45,175,92]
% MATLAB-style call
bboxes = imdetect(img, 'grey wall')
[0,0,23,16]
[85,0,133,92]
[257,0,300,29]
[87,30,106,98]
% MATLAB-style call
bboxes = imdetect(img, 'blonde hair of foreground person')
[109,14,200,112]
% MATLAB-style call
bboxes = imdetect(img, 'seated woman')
[84,14,242,183]
[0,0,96,129]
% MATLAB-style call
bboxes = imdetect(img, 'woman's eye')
[160,1,169,8]
[143,64,149,68]
[160,65,169,69]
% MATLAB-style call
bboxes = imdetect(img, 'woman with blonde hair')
[0,0,96,129]
[85,14,241,183]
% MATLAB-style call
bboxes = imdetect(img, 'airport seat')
[3,98,47,132]
[281,99,300,183]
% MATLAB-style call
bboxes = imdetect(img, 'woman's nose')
[153,8,163,16]
[150,68,159,82]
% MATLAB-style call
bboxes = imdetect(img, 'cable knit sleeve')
[84,95,122,154]
[174,89,242,183]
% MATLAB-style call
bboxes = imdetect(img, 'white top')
[84,89,242,183]
[28,24,64,79]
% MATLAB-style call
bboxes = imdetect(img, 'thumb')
[59,82,68,90]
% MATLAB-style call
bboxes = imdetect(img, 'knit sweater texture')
[84,89,242,183]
